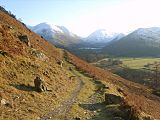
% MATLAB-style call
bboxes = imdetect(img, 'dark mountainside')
[102,28,160,57]
[0,6,160,120]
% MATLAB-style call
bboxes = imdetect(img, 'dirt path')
[40,70,84,120]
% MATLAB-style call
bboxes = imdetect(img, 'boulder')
[18,35,30,46]
[105,93,124,104]
[34,76,47,92]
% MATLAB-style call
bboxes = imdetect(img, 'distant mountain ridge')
[84,29,124,44]
[29,22,81,47]
[29,24,126,50]
[102,27,160,57]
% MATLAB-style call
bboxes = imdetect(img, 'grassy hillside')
[1,7,160,120]
[66,52,160,119]
[0,10,79,120]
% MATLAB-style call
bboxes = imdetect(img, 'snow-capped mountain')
[102,27,160,57]
[85,29,124,43]
[32,22,63,33]
[29,22,81,47]
[30,22,76,37]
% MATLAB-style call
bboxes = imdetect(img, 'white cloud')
[67,0,160,37]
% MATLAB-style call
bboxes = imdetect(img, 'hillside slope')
[0,8,160,120]
[0,10,79,120]
[66,52,160,119]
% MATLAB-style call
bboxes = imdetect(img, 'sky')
[1,0,160,37]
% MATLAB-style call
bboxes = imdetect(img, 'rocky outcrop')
[105,93,124,104]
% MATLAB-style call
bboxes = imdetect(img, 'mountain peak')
[89,29,117,38]
[29,22,80,47]
[86,29,123,43]
[35,22,64,33]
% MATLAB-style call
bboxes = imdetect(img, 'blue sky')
[1,0,121,25]
[1,0,160,37]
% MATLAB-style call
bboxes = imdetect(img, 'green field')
[119,58,160,69]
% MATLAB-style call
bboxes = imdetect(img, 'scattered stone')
[0,50,8,56]
[8,25,13,29]
[74,117,81,120]
[69,67,73,71]
[93,111,97,113]
[1,98,12,108]
[105,86,109,89]
[34,76,47,92]
[37,116,41,120]
[1,98,7,105]
[69,76,76,80]
[84,111,87,114]
[117,88,123,93]
[105,93,124,104]
[18,35,30,46]
[57,60,64,67]
[31,48,48,61]
[117,88,127,96]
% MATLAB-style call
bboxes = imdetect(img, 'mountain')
[29,22,81,47]
[85,29,124,44]
[102,27,160,57]
[78,29,125,50]
[1,6,160,119]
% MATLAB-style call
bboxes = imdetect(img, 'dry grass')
[0,11,79,119]
[67,69,126,120]
[0,54,78,120]
[66,52,160,119]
